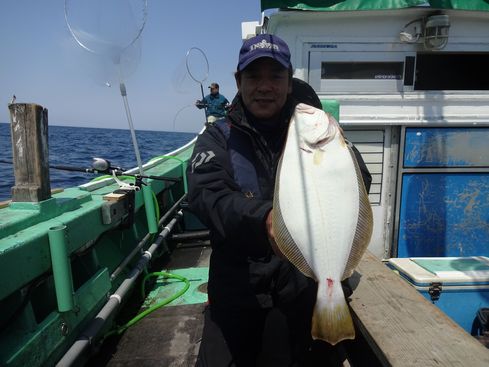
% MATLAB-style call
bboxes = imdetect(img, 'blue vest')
[215,119,262,199]
[204,94,228,118]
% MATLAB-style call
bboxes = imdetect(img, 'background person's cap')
[237,34,291,71]
[208,83,219,89]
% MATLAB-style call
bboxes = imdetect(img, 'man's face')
[210,86,218,95]
[236,58,292,120]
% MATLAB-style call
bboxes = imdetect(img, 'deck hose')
[103,271,190,338]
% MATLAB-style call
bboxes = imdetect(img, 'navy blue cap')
[237,34,291,71]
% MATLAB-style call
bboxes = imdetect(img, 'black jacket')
[187,94,371,310]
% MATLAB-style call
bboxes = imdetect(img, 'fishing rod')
[0,158,180,183]
[91,157,180,182]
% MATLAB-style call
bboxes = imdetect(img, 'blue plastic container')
[387,257,489,334]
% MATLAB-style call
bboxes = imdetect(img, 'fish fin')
[342,146,374,280]
[312,282,355,345]
[272,163,316,280]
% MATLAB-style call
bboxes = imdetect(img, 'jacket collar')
[226,93,297,133]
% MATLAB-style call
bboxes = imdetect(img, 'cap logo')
[237,34,291,71]
[250,39,280,52]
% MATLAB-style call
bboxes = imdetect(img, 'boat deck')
[87,244,489,367]
[87,240,383,367]
[89,242,211,366]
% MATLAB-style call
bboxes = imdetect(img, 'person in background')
[188,34,371,366]
[195,82,230,123]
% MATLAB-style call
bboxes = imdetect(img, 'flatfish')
[272,103,373,345]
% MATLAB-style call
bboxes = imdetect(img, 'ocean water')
[0,122,195,202]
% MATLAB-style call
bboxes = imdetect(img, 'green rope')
[104,271,190,338]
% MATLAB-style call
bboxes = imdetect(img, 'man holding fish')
[187,34,372,366]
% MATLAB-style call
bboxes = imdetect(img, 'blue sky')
[0,1,264,133]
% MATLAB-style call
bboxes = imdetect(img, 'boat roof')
[261,0,489,12]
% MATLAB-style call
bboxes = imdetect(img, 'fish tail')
[312,281,355,345]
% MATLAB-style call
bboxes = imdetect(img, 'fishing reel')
[92,157,126,175]
[92,157,142,191]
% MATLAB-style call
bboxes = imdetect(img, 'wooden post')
[8,103,51,202]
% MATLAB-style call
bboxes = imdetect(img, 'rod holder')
[48,225,75,312]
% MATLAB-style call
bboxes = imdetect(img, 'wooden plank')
[349,251,489,366]
[8,103,51,202]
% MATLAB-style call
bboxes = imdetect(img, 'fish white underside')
[278,129,359,280]
[272,108,373,345]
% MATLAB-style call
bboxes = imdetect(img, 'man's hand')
[195,100,206,109]
[266,210,286,259]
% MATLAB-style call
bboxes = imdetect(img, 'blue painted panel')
[404,128,489,167]
[397,173,489,257]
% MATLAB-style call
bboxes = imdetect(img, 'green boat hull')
[0,139,200,366]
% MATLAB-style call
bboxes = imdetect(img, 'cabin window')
[415,53,489,90]
[321,62,404,80]
[309,51,414,92]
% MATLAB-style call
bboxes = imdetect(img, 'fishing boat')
[2,1,489,366]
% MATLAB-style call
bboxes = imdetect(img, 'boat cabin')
[243,2,489,260]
